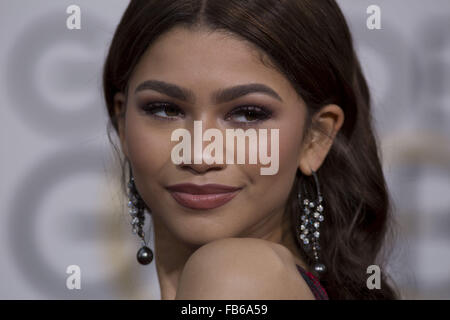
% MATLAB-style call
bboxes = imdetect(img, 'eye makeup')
[137,100,274,126]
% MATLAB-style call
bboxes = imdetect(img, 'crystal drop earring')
[127,166,154,265]
[297,169,327,274]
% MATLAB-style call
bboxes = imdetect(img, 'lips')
[165,183,242,210]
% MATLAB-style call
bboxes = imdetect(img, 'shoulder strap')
[295,264,329,300]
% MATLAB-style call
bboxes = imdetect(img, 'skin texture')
[114,26,344,299]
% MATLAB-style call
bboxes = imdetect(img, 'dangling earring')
[297,169,326,274]
[127,166,154,265]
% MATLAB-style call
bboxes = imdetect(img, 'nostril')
[179,164,224,175]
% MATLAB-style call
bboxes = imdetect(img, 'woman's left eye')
[225,105,272,123]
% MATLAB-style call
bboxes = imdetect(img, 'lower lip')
[168,190,240,210]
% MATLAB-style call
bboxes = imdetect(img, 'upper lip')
[165,183,242,194]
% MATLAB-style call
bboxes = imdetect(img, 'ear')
[113,92,129,159]
[298,104,345,175]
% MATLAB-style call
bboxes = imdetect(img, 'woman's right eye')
[140,102,184,120]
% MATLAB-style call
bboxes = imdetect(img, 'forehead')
[135,27,265,74]
[128,27,298,102]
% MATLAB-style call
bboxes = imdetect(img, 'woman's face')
[116,27,309,246]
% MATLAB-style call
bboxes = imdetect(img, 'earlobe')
[113,92,129,158]
[297,131,317,176]
[113,92,126,117]
[298,148,319,176]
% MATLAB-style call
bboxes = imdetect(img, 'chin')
[171,221,238,247]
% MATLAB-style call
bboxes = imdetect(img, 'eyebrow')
[134,79,283,104]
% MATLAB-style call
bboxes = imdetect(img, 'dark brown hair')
[103,0,400,299]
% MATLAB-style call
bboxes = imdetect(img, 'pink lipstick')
[165,183,242,210]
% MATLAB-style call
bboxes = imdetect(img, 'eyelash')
[139,102,273,125]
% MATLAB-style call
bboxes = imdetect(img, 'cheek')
[241,120,303,210]
[260,118,304,201]
[125,117,173,178]
[278,123,303,169]
[266,113,305,175]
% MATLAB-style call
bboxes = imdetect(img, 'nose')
[180,157,226,174]
[178,118,227,174]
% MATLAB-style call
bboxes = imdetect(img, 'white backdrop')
[0,0,449,299]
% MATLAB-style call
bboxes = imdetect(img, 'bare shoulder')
[175,237,315,300]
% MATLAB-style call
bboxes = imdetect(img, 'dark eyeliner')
[139,101,273,124]
[139,102,184,120]
[225,105,273,123]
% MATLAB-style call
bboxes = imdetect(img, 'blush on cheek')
[126,123,172,175]
[135,140,171,170]
[278,127,303,170]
